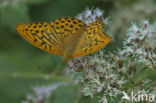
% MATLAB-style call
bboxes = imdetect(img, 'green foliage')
[29,0,95,21]
[50,85,78,103]
[78,96,95,103]
[0,1,30,32]
[26,0,49,5]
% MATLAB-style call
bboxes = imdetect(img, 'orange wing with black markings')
[16,17,86,56]
[16,22,63,55]
[16,17,111,61]
[72,20,111,57]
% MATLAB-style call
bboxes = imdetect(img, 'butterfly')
[16,17,111,62]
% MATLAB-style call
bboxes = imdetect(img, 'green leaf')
[0,1,30,32]
[29,0,93,21]
[78,96,96,103]
[50,85,78,103]
[26,0,49,5]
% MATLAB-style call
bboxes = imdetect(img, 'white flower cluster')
[121,20,156,68]
[76,7,110,26]
[22,83,65,103]
[67,53,128,103]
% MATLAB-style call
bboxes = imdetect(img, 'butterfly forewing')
[72,20,111,57]
[16,22,63,56]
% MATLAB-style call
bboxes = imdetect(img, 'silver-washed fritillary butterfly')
[16,17,111,62]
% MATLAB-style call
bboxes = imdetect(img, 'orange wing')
[16,17,87,56]
[16,22,63,56]
[72,20,111,57]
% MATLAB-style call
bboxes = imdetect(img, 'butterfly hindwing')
[72,20,111,57]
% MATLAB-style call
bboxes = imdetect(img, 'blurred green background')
[0,0,155,103]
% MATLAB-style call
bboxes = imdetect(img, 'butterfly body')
[62,33,80,62]
[16,17,111,62]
